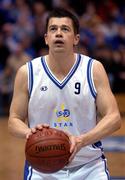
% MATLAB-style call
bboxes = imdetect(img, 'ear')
[44,33,48,45]
[74,34,80,46]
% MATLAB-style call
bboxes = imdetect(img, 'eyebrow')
[48,24,71,29]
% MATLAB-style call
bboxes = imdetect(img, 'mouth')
[54,40,64,45]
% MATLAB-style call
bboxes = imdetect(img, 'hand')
[26,123,50,139]
[65,132,83,163]
[69,136,83,163]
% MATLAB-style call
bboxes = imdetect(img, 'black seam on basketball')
[27,152,70,158]
[26,138,70,151]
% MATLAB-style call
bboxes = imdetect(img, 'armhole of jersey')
[27,61,33,97]
[87,59,97,99]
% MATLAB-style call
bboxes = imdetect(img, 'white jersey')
[27,53,103,168]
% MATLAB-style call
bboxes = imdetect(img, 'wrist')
[77,133,92,147]
[76,136,84,147]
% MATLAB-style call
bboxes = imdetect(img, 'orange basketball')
[25,127,71,173]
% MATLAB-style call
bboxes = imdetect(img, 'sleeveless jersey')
[27,53,103,168]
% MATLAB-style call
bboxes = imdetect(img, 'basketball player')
[8,8,121,180]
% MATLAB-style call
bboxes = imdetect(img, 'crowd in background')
[0,0,125,115]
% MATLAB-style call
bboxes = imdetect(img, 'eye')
[62,27,70,32]
[49,26,57,32]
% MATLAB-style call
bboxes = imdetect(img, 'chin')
[54,48,65,53]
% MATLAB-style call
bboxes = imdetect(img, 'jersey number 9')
[74,82,81,94]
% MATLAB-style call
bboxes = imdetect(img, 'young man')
[8,8,121,180]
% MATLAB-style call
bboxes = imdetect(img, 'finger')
[69,136,76,153]
[42,123,50,128]
[26,132,31,139]
[26,129,33,139]
[36,124,43,130]
[31,127,37,133]
[36,124,50,130]
[62,132,73,152]
[68,149,76,163]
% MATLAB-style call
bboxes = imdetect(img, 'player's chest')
[32,77,90,105]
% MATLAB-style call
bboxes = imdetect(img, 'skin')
[8,17,121,163]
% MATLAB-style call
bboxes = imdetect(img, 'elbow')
[8,119,11,133]
[115,113,122,131]
[8,118,13,135]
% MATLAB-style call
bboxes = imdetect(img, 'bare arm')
[8,65,50,139]
[79,61,121,145]
[8,65,31,138]
[69,61,121,160]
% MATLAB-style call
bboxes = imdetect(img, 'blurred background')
[0,0,125,179]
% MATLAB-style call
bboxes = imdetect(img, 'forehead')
[48,17,73,27]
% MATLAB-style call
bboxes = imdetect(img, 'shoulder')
[17,64,27,77]
[93,60,107,78]
[92,60,110,90]
[15,65,28,88]
[93,59,104,69]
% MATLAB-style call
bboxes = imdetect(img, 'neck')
[49,49,75,61]
[46,51,76,78]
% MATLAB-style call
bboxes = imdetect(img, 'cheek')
[46,35,54,44]
[45,38,51,46]
[68,35,76,43]
[69,38,76,45]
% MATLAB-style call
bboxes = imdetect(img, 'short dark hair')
[45,8,79,34]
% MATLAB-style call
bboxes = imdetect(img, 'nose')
[55,28,62,37]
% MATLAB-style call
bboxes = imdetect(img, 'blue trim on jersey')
[93,141,102,148]
[92,141,110,179]
[102,155,110,180]
[92,140,104,152]
[28,61,33,96]
[93,140,105,150]
[24,161,33,180]
[41,54,81,89]
[87,59,97,98]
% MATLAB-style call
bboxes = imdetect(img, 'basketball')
[25,127,71,173]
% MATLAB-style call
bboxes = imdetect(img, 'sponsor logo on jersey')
[54,104,73,129]
[40,86,48,91]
